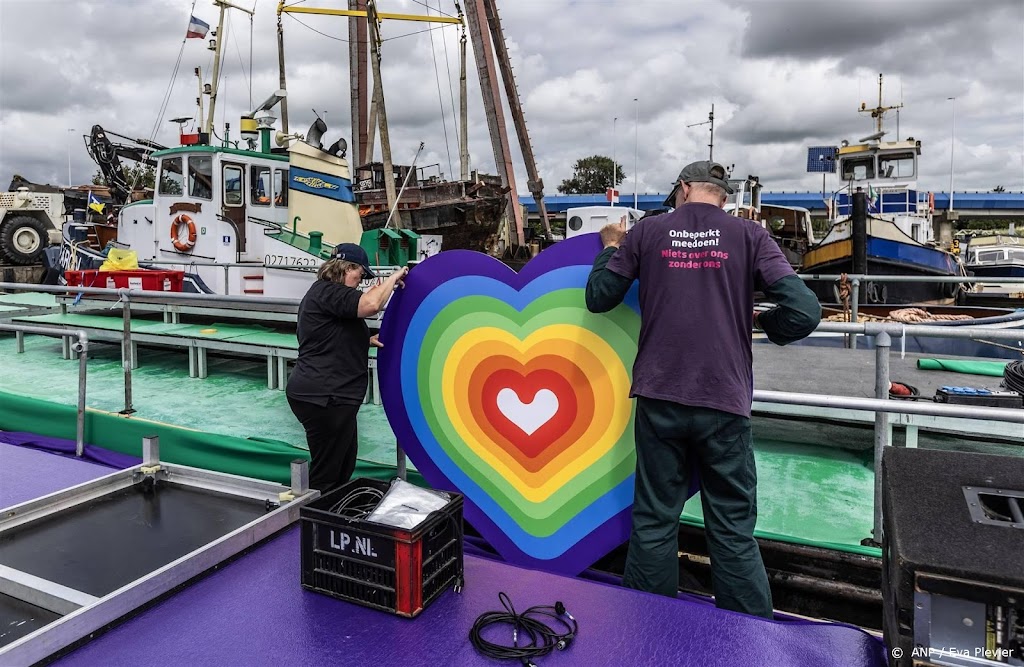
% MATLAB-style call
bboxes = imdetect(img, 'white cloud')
[1,0,1021,195]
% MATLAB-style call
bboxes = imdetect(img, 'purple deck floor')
[52,526,885,667]
[0,442,114,508]
[3,443,885,667]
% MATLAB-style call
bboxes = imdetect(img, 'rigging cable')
[127,0,198,203]
[228,12,254,110]
[381,23,451,43]
[427,0,455,179]
[282,11,347,42]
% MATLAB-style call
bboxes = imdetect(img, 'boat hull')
[801,237,960,304]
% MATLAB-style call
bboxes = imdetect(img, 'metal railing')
[796,273,1024,349]
[3,282,1022,549]
[759,320,1023,546]
[0,323,89,456]
[137,260,398,294]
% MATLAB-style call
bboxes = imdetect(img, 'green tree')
[557,155,626,194]
[92,163,155,189]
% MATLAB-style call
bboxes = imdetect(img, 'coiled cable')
[1004,360,1024,395]
[470,592,578,665]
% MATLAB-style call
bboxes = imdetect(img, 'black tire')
[0,215,49,265]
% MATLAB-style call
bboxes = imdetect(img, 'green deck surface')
[0,330,884,556]
[0,292,58,307]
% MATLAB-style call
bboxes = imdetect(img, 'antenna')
[686,104,715,161]
[859,73,903,135]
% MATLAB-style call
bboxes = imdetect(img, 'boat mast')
[206,1,256,135]
[463,0,525,247]
[349,0,369,170]
[366,0,403,228]
[458,4,469,181]
[276,1,289,133]
[859,73,902,135]
[481,0,550,241]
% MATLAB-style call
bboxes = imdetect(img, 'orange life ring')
[170,214,197,252]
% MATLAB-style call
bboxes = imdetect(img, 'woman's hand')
[369,334,383,348]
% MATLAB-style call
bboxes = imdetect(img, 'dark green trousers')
[621,396,773,619]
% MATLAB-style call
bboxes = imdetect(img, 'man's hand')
[391,266,409,289]
[600,220,627,249]
[369,334,383,348]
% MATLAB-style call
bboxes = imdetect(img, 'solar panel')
[807,146,838,173]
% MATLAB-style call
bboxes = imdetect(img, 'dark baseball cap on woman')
[662,160,735,207]
[331,242,376,278]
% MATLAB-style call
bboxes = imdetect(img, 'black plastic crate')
[300,478,464,617]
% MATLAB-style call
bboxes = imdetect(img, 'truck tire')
[0,215,49,265]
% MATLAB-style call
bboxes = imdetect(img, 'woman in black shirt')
[286,243,408,493]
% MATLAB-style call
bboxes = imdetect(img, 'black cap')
[662,160,734,207]
[331,242,376,278]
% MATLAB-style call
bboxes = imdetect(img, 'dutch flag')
[186,15,210,39]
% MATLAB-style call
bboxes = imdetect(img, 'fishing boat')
[355,161,509,256]
[800,74,963,305]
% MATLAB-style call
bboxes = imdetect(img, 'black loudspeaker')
[882,447,1024,667]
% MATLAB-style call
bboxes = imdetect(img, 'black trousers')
[287,397,360,494]
[621,396,773,619]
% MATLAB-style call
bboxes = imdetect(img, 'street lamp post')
[947,97,956,214]
[611,116,618,207]
[67,128,75,187]
[633,98,639,209]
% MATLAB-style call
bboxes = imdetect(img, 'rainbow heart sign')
[380,235,656,574]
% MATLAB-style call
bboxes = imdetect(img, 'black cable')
[327,486,384,520]
[470,592,578,665]
[1005,360,1024,395]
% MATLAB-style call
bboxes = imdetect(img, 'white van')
[564,206,644,239]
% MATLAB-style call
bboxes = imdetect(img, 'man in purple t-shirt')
[586,160,820,618]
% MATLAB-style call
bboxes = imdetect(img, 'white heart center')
[496,388,559,436]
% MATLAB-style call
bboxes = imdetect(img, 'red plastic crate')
[300,478,464,618]
[64,269,184,292]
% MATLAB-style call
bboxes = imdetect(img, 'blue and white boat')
[800,75,962,305]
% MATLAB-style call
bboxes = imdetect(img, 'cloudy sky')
[2,0,1022,200]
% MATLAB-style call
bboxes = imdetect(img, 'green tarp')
[916,358,1009,377]
[0,389,424,487]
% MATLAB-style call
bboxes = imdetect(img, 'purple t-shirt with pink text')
[606,202,794,417]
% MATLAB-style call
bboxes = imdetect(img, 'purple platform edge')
[52,527,886,667]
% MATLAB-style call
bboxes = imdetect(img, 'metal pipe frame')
[754,390,1024,424]
[871,332,891,546]
[0,323,89,455]
[0,453,317,666]
[800,274,1024,285]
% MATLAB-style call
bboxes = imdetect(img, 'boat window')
[223,165,244,207]
[159,157,184,196]
[189,156,213,200]
[274,169,288,206]
[567,216,583,232]
[251,166,272,207]
[840,156,875,180]
[1009,249,1024,262]
[878,152,915,179]
[976,250,1004,263]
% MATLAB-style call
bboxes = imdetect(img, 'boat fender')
[170,214,198,252]
[928,192,935,213]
